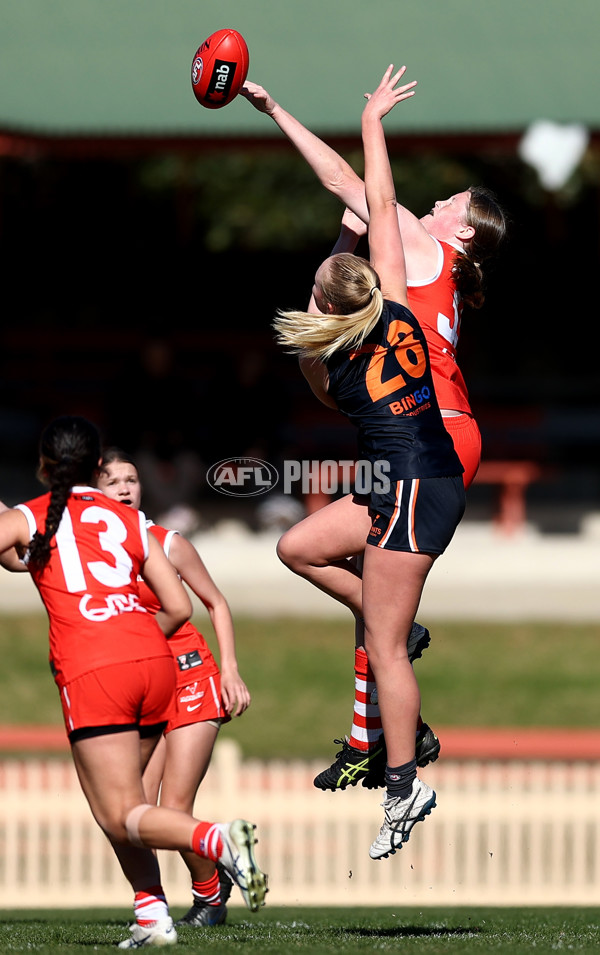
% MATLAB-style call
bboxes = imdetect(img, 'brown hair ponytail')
[456,186,507,310]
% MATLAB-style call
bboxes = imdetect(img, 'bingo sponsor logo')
[389,386,431,416]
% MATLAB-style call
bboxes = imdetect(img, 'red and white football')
[191,28,249,110]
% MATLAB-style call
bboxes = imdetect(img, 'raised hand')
[240,80,277,115]
[363,64,417,121]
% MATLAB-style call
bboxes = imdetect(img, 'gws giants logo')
[207,457,279,497]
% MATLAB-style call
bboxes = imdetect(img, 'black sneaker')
[359,723,441,787]
[407,622,430,663]
[316,723,441,792]
[315,625,433,793]
[415,722,440,767]
[314,736,386,791]
[176,901,227,927]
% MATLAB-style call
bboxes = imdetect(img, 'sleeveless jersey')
[407,238,472,414]
[139,522,217,664]
[16,487,171,685]
[326,300,462,481]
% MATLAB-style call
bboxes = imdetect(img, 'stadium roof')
[1,0,599,155]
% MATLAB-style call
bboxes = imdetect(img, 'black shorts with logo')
[367,475,465,554]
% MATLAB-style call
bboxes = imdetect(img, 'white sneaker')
[217,818,268,913]
[118,916,177,948]
[369,778,436,860]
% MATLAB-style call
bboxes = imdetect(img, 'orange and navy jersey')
[407,238,472,414]
[141,522,218,664]
[326,300,463,481]
[16,487,170,684]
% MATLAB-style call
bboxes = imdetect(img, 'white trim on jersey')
[406,237,444,288]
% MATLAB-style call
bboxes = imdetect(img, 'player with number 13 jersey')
[16,486,171,688]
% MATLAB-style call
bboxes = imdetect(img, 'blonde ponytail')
[273,253,384,361]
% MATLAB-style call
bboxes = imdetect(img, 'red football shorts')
[56,655,176,741]
[167,645,230,733]
[442,413,482,489]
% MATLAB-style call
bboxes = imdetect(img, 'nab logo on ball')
[191,28,249,110]
[204,58,237,106]
[207,457,279,498]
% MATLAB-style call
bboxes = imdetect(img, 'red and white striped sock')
[348,646,383,751]
[191,822,223,861]
[133,885,169,925]
[192,870,221,906]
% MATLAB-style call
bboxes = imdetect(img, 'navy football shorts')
[367,474,465,554]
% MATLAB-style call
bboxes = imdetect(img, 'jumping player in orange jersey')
[0,416,266,947]
[242,75,506,789]
[271,65,466,858]
[96,447,250,930]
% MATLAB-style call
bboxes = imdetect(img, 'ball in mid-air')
[191,28,249,109]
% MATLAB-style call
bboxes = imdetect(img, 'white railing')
[1,740,599,908]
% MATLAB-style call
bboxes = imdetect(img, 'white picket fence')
[1,739,599,908]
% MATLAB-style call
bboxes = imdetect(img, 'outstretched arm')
[242,81,370,220]
[241,79,436,275]
[362,65,416,306]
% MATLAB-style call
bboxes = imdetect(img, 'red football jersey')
[407,238,472,414]
[17,487,170,684]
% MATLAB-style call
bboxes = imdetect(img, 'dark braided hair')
[453,185,507,310]
[28,416,102,572]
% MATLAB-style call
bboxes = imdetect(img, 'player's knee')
[97,803,153,846]
[158,793,193,815]
[276,528,305,571]
[124,803,154,847]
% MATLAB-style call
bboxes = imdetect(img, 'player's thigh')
[277,491,371,565]
[71,730,151,832]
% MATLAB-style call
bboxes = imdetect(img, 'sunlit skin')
[240,80,477,264]
[419,191,473,243]
[96,461,142,508]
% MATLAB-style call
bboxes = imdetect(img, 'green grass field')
[1,617,599,949]
[0,613,598,758]
[1,906,600,954]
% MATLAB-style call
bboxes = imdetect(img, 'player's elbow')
[165,592,192,632]
[324,165,356,201]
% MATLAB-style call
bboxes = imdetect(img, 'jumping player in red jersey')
[0,416,266,947]
[242,75,506,789]
[271,66,466,858]
[96,448,250,929]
